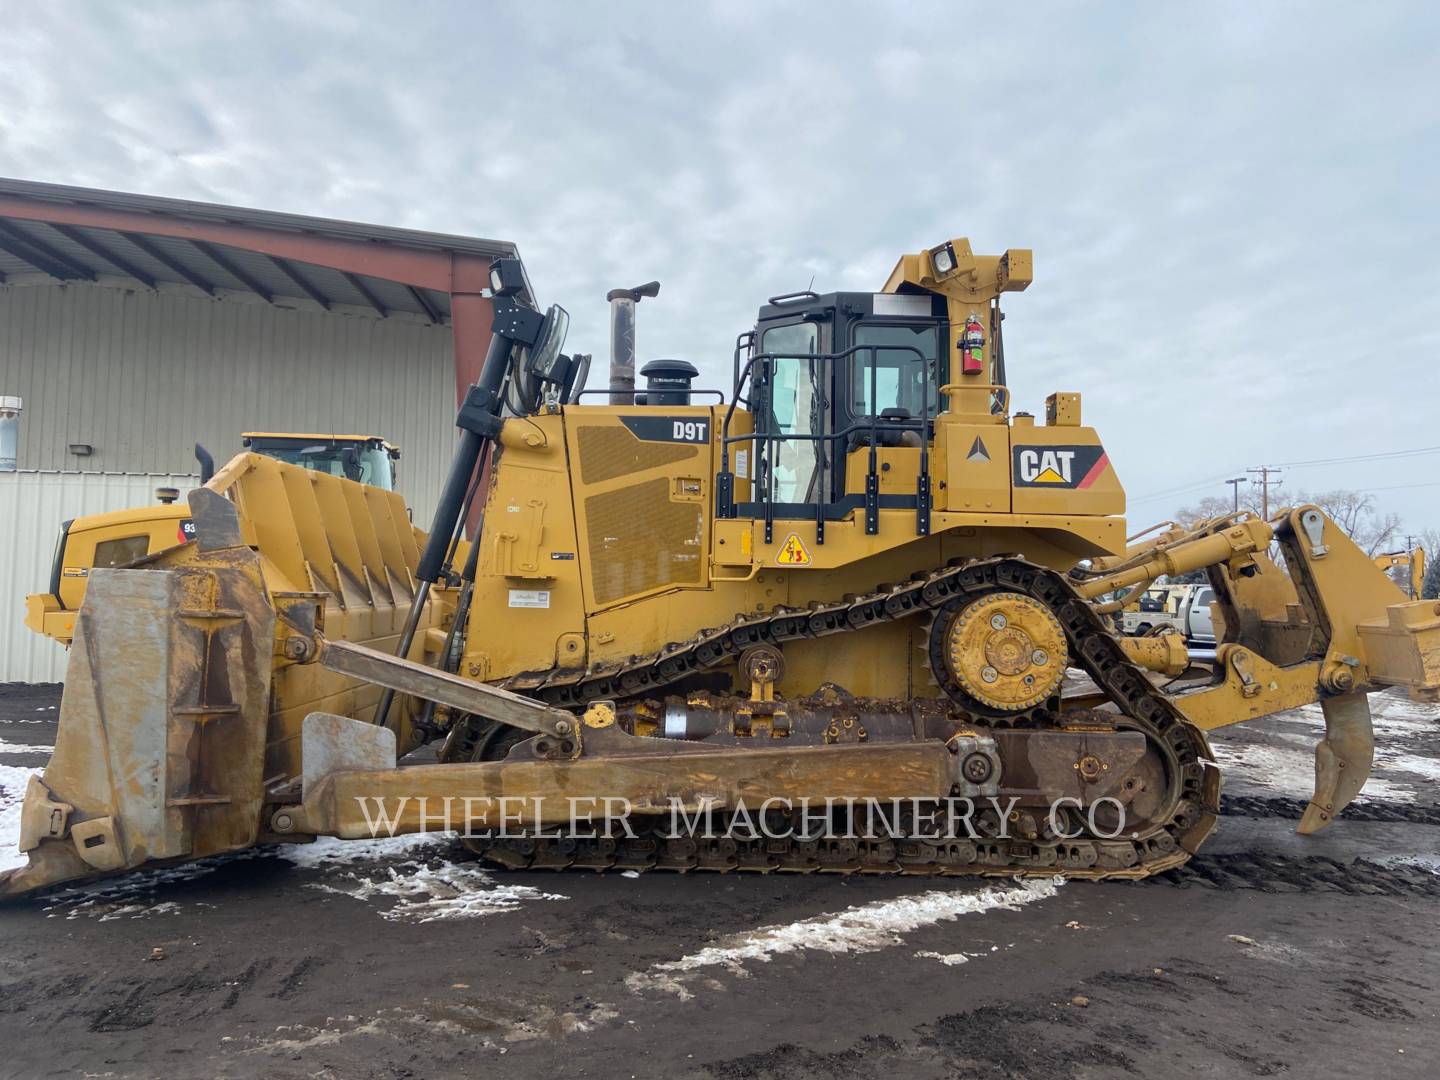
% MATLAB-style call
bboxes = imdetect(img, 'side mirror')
[564,353,592,404]
[523,305,571,384]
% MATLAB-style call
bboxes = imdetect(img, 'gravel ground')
[1,682,1437,1079]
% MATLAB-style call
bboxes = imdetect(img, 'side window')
[852,323,940,417]
[93,535,151,568]
[759,323,820,504]
[761,323,817,372]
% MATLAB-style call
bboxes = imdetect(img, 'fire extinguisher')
[961,313,985,375]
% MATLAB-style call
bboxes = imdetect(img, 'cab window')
[851,323,940,418]
[759,322,821,503]
[260,445,394,489]
[93,535,150,568]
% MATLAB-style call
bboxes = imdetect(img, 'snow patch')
[277,831,450,868]
[42,859,237,920]
[1380,854,1440,875]
[1209,740,1421,803]
[914,950,972,965]
[0,740,53,755]
[1373,745,1440,785]
[299,838,568,923]
[55,900,184,923]
[1371,693,1440,733]
[244,1000,618,1056]
[627,879,1060,999]
[0,764,42,873]
[1208,690,1439,803]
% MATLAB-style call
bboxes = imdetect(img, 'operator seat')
[849,406,924,450]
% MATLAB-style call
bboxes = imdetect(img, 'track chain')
[466,556,1219,879]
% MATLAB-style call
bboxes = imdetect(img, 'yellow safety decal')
[775,532,811,565]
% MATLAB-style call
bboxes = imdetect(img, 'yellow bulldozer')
[4,239,1438,898]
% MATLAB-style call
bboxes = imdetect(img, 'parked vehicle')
[1182,585,1218,644]
[1120,583,1196,636]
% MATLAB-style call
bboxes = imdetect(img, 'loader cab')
[242,433,400,490]
[720,290,948,540]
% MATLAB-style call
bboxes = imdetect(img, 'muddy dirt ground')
[2,682,1437,1079]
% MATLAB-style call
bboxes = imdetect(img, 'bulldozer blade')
[1,553,275,899]
[1297,692,1375,835]
[2,457,444,900]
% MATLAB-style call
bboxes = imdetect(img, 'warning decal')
[775,532,811,565]
[1012,445,1110,489]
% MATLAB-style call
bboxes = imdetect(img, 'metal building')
[0,178,523,681]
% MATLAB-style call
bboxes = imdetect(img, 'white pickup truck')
[1120,584,1191,636]
[1120,583,1217,644]
[1180,584,1217,644]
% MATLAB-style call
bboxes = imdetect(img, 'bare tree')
[1172,486,1404,557]
[1415,527,1440,557]
[1173,492,1260,527]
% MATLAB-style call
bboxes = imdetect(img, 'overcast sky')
[3,1,1436,533]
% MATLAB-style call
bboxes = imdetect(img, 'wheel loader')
[4,238,1438,897]
[24,432,400,648]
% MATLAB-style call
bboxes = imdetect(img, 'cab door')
[753,320,825,508]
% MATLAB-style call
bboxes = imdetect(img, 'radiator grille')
[586,477,703,604]
[578,425,698,485]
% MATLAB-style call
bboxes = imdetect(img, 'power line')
[1275,444,1440,468]
[1131,441,1440,506]
[1130,470,1248,505]
[1364,480,1440,493]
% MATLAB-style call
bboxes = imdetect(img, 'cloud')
[1,0,1436,526]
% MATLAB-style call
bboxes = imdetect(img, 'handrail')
[571,388,726,404]
[766,290,821,305]
[937,382,1011,413]
[732,330,755,401]
[717,342,935,539]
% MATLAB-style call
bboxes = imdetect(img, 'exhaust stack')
[607,281,660,404]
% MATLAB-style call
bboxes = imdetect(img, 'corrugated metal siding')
[0,471,201,682]
[0,281,455,523]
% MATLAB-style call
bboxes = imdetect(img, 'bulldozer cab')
[722,290,948,539]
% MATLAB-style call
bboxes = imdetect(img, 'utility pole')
[1225,476,1246,512]
[1247,466,1282,520]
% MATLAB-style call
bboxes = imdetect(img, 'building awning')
[0,177,527,324]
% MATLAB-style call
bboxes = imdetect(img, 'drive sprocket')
[931,591,1068,712]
